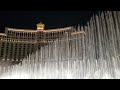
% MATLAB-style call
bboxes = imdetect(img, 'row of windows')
[0,43,35,55]
[8,31,36,36]
[1,47,35,52]
[0,46,34,51]
[1,47,35,50]
[6,37,35,40]
[1,43,35,46]
[2,49,33,56]
[38,31,65,34]
[7,31,66,37]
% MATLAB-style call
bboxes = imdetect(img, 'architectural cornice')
[0,33,7,36]
[6,27,72,33]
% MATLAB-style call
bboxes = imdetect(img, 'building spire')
[36,22,45,30]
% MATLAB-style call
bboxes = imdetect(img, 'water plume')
[0,11,120,79]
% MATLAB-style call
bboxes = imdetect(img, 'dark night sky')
[0,11,98,33]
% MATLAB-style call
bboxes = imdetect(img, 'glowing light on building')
[0,11,120,79]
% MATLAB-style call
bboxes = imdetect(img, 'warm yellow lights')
[6,27,71,33]
[71,31,86,35]
[37,22,45,30]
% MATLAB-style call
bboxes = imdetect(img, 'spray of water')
[0,11,120,79]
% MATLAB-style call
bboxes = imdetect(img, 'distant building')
[0,22,75,66]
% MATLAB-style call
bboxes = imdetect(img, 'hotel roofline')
[6,27,72,32]
[0,33,7,36]
[0,26,72,36]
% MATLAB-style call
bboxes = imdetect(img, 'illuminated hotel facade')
[0,22,74,65]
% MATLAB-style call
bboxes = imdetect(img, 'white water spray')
[0,11,120,79]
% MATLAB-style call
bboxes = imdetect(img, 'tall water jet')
[0,11,120,79]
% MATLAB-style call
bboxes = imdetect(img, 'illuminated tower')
[37,22,45,30]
